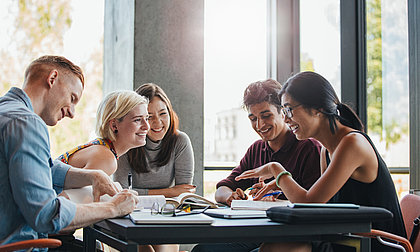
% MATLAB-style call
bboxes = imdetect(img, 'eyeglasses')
[151,202,209,217]
[281,104,302,118]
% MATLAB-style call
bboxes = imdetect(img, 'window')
[203,0,268,197]
[300,0,341,95]
[366,0,409,197]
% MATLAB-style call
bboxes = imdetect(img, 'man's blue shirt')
[0,87,76,245]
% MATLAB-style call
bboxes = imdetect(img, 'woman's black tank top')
[326,131,406,242]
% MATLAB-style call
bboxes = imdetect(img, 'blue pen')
[261,191,283,198]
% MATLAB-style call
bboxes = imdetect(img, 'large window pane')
[204,0,267,167]
[366,0,409,197]
[204,0,267,197]
[300,0,341,96]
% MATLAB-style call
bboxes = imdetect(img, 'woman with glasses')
[115,83,195,252]
[236,71,406,252]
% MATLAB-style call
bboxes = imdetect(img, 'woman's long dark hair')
[279,71,364,134]
[127,83,179,173]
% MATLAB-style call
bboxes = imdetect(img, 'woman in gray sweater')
[115,83,195,197]
[115,83,195,252]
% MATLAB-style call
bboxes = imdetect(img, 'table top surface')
[92,215,372,244]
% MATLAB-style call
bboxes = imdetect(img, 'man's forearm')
[63,168,100,189]
[61,202,116,232]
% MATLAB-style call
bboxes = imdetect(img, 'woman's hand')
[169,184,196,197]
[248,181,266,198]
[236,162,283,182]
[252,180,279,200]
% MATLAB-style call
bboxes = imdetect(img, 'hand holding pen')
[247,180,266,198]
[260,191,283,201]
[248,186,283,200]
[226,188,248,206]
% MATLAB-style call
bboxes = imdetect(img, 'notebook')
[205,208,267,219]
[129,210,214,224]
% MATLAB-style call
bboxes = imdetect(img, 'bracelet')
[275,171,292,188]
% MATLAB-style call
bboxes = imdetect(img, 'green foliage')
[15,0,72,61]
[366,0,383,139]
[300,53,315,72]
[384,120,408,149]
[0,0,103,158]
[366,0,409,149]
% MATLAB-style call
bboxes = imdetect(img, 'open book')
[64,187,218,209]
[166,192,219,209]
[231,199,290,210]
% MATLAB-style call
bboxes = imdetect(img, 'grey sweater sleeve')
[114,131,194,195]
[114,154,149,195]
[173,131,195,185]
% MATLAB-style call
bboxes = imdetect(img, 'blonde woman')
[58,90,150,179]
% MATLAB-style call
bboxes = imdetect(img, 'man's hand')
[91,170,120,202]
[110,189,139,217]
[226,188,248,206]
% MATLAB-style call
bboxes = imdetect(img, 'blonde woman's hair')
[96,90,148,142]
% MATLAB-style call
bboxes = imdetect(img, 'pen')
[128,172,132,190]
[261,191,283,198]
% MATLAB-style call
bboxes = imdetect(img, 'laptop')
[204,208,267,219]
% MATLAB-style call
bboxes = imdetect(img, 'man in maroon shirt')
[215,79,322,206]
[192,79,321,252]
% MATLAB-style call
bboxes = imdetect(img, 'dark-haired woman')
[236,71,406,252]
[115,83,195,197]
[114,83,194,252]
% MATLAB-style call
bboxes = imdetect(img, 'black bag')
[266,206,393,224]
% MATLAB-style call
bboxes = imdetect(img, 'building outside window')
[204,0,411,199]
[203,0,267,198]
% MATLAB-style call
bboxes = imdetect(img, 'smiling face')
[281,93,321,140]
[248,102,288,150]
[114,103,150,148]
[41,72,83,126]
[147,96,170,142]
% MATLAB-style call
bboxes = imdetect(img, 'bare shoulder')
[340,132,373,152]
[336,131,377,168]
[339,132,378,182]
[81,144,115,159]
[73,145,117,175]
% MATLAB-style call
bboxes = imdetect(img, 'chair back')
[400,193,420,251]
